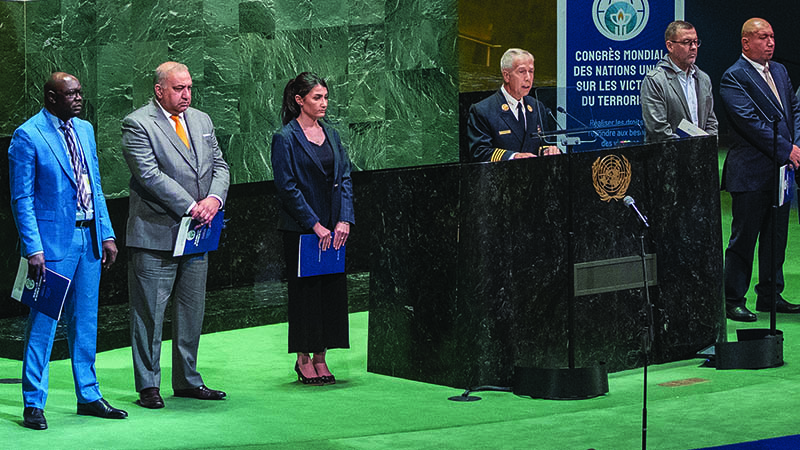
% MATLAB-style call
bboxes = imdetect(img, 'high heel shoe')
[312,360,336,385]
[294,362,323,386]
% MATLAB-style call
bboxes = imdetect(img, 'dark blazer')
[466,89,551,162]
[271,119,355,232]
[9,108,115,260]
[719,57,800,192]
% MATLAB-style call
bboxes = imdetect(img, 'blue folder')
[297,233,346,277]
[11,257,72,321]
[173,210,225,257]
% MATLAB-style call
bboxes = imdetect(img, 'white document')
[675,119,709,138]
[779,164,792,207]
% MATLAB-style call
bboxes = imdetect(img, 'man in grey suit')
[641,21,717,141]
[121,61,230,409]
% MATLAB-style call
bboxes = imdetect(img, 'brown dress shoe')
[137,387,165,409]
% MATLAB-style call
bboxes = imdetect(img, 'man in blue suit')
[467,48,560,162]
[8,72,127,429]
[719,18,800,322]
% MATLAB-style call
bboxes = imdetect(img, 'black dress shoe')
[174,385,226,400]
[137,387,165,409]
[726,305,757,322]
[23,407,47,430]
[756,297,800,313]
[320,374,336,385]
[77,398,128,419]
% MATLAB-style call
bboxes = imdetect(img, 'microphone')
[623,195,649,228]
[542,110,573,152]
[548,110,565,131]
[524,103,552,153]
[556,106,607,143]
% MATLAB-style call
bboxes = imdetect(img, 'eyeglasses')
[59,89,82,99]
[669,39,701,48]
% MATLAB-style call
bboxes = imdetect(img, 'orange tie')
[170,115,190,148]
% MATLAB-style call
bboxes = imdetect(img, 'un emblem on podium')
[592,0,649,41]
[592,154,631,202]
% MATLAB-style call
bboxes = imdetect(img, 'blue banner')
[557,0,681,150]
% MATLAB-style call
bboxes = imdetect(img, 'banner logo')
[592,0,649,41]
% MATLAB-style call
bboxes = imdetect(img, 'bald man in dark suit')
[720,18,800,322]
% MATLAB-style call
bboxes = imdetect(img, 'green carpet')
[3,151,800,450]
[3,311,800,449]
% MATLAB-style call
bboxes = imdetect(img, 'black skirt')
[282,231,350,353]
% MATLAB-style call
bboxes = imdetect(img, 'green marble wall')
[0,0,459,196]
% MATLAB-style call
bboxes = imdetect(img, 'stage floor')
[1,310,800,449]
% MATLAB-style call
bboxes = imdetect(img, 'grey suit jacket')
[121,99,230,251]
[640,55,718,141]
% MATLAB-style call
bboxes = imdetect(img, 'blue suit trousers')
[22,225,103,408]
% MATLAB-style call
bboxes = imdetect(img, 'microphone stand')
[635,219,653,450]
[770,115,780,334]
[545,110,583,368]
[729,73,783,333]
[542,110,581,369]
[511,113,609,400]
[714,77,784,369]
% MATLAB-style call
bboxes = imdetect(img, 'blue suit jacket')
[9,108,115,260]
[271,119,355,232]
[466,89,552,162]
[719,57,800,192]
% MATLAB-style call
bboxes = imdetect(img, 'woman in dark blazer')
[271,72,355,385]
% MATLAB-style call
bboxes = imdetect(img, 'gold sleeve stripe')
[491,148,507,162]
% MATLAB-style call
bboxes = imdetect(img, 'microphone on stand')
[556,106,607,144]
[525,105,560,155]
[623,195,649,228]
[548,110,564,131]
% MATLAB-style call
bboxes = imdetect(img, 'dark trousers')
[724,190,790,307]
[282,232,350,354]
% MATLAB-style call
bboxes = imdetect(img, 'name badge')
[499,130,511,135]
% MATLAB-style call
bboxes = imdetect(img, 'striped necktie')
[60,121,91,212]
